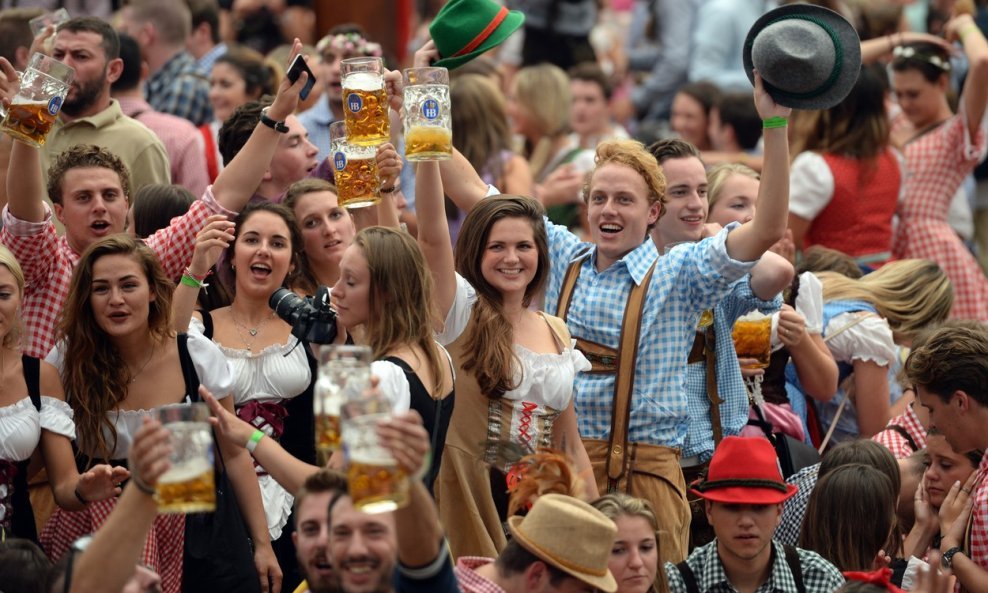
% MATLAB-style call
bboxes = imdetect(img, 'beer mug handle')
[0,71,24,120]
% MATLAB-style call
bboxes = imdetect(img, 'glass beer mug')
[341,57,390,146]
[315,345,372,464]
[732,311,773,370]
[152,403,216,513]
[339,346,410,513]
[330,121,381,209]
[0,53,74,148]
[402,67,452,161]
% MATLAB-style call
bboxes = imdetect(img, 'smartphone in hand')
[286,54,316,101]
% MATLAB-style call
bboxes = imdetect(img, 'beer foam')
[158,457,213,484]
[344,72,384,92]
[349,449,399,465]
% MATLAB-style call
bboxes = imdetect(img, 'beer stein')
[732,311,773,369]
[315,345,373,463]
[152,403,216,514]
[29,9,69,54]
[338,346,410,513]
[0,53,74,148]
[330,121,381,209]
[340,56,390,146]
[402,67,452,161]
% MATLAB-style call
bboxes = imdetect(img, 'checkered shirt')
[964,452,988,592]
[892,111,988,321]
[872,405,928,459]
[664,540,844,593]
[684,277,781,460]
[545,221,754,448]
[1,190,230,359]
[456,557,505,593]
[145,50,213,127]
[775,464,820,546]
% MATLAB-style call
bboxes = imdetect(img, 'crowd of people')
[0,1,986,593]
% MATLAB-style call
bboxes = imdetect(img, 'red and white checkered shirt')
[872,405,928,459]
[1,189,231,359]
[961,452,988,592]
[456,557,506,593]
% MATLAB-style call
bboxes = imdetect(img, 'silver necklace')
[230,309,275,352]
[128,345,155,384]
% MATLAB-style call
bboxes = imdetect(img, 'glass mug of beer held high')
[402,67,451,161]
[339,346,410,513]
[314,345,372,464]
[341,57,389,146]
[330,121,381,209]
[0,53,74,148]
[152,403,216,514]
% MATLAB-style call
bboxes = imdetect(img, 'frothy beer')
[316,413,341,456]
[347,450,409,514]
[343,73,389,146]
[334,152,380,209]
[155,457,216,514]
[2,99,57,147]
[405,126,452,161]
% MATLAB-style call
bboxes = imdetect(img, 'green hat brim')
[432,10,525,70]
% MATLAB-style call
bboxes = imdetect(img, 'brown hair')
[215,45,280,99]
[126,0,192,45]
[454,196,549,398]
[568,61,613,100]
[796,245,863,278]
[47,144,131,206]
[225,201,304,290]
[451,74,514,189]
[905,323,988,407]
[648,137,701,165]
[293,468,348,515]
[58,235,175,461]
[282,179,348,295]
[352,227,446,398]
[130,184,195,238]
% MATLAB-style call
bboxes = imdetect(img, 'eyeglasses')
[892,46,951,72]
[62,535,93,593]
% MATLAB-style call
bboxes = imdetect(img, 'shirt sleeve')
[371,360,411,414]
[677,222,757,311]
[394,542,459,593]
[145,192,230,279]
[795,272,824,334]
[436,273,476,346]
[39,396,75,439]
[186,327,236,399]
[825,312,897,367]
[1,202,59,288]
[789,151,835,220]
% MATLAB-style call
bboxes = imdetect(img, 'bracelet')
[763,116,789,129]
[129,475,156,496]
[185,267,210,282]
[246,429,265,453]
[74,486,88,505]
[180,274,203,289]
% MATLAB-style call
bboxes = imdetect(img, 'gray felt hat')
[743,4,862,110]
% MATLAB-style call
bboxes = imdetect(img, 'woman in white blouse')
[0,246,121,543]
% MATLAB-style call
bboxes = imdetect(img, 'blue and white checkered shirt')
[545,221,755,449]
[145,50,212,127]
[684,278,781,461]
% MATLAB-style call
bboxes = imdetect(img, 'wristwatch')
[259,107,289,133]
[941,546,963,570]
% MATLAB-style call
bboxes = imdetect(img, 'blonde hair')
[584,139,667,217]
[591,493,663,593]
[451,74,514,187]
[513,64,570,179]
[0,246,24,348]
[820,259,953,343]
[706,162,759,214]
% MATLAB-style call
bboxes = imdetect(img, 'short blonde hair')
[583,139,667,215]
[706,162,759,214]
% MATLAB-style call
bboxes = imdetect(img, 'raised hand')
[127,417,173,492]
[201,386,256,449]
[76,464,130,502]
[376,143,403,190]
[777,304,807,349]
[753,70,792,121]
[0,58,18,109]
[376,409,430,479]
[268,38,308,121]
[939,471,979,538]
[190,215,235,278]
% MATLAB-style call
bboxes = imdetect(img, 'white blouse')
[824,312,897,367]
[438,273,590,411]
[46,328,234,460]
[770,272,824,352]
[0,396,75,462]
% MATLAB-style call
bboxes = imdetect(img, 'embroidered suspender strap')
[606,259,658,485]
[784,545,807,593]
[555,248,593,320]
[703,327,723,446]
[818,312,876,452]
[675,561,702,593]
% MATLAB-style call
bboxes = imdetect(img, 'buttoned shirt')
[456,557,505,593]
[43,99,171,193]
[145,50,212,126]
[775,464,819,546]
[872,404,928,459]
[116,96,209,198]
[195,42,228,76]
[966,452,988,591]
[545,222,754,448]
[1,189,232,359]
[665,540,843,593]
[684,278,781,461]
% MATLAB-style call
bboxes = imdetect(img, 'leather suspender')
[704,327,724,447]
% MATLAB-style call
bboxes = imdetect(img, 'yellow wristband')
[960,24,982,42]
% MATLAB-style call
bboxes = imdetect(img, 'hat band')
[751,14,844,101]
[513,528,609,577]
[452,5,509,57]
[693,478,789,493]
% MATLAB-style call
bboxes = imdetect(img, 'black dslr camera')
[269,286,338,344]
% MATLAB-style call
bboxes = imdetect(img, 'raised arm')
[724,73,791,261]
[172,216,234,332]
[211,39,307,212]
[415,160,457,326]
[748,251,794,301]
[946,15,988,140]
[5,130,47,222]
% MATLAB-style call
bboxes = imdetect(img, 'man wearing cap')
[455,493,618,593]
[666,437,844,593]
[907,323,988,590]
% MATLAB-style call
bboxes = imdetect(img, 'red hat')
[690,437,798,504]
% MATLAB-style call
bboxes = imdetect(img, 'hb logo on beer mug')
[152,402,216,514]
[0,53,74,148]
[402,67,452,162]
[329,121,381,209]
[340,56,389,147]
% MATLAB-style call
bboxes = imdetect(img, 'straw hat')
[690,437,798,505]
[429,0,525,70]
[742,4,862,109]
[506,494,618,593]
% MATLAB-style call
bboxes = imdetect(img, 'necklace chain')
[230,309,276,352]
[128,344,155,384]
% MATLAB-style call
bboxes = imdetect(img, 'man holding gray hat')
[456,493,618,593]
